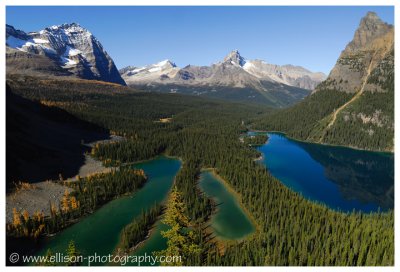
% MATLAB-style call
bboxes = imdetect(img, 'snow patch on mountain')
[6,35,57,55]
[32,38,49,44]
[64,46,82,57]
[60,56,77,67]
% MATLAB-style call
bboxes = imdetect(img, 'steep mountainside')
[6,23,126,85]
[121,50,325,107]
[254,12,394,151]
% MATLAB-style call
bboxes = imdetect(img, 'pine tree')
[66,240,80,266]
[156,186,201,266]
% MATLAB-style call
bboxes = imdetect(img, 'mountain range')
[255,12,394,151]
[120,50,326,107]
[5,22,326,107]
[5,11,392,122]
[6,23,326,107]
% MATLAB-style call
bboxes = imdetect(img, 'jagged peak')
[359,12,391,31]
[6,24,15,30]
[44,22,89,33]
[362,12,382,24]
[223,49,246,66]
[347,12,393,51]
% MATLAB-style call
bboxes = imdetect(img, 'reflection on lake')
[256,133,393,213]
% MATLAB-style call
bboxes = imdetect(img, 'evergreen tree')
[156,187,201,266]
[66,240,81,266]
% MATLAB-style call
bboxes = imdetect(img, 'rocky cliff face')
[6,23,126,85]
[321,12,393,93]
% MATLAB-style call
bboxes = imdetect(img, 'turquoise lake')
[35,156,181,265]
[198,170,255,240]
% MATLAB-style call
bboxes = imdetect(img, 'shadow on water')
[296,140,394,211]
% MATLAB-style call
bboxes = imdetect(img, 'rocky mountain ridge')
[120,50,326,107]
[121,50,325,91]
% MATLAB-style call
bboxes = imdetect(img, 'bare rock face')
[321,12,394,93]
[347,12,393,51]
[6,23,126,85]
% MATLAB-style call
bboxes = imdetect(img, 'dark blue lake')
[254,132,394,213]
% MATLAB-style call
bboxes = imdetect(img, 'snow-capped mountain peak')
[120,59,180,83]
[156,59,176,67]
[44,23,93,40]
[6,23,125,85]
[47,22,82,30]
[149,59,177,71]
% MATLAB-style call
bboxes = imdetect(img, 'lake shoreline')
[200,168,260,240]
[248,129,394,154]
[111,216,163,266]
[31,156,182,266]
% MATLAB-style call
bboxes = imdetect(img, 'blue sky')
[6,6,394,74]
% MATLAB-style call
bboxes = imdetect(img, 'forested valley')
[6,74,394,266]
